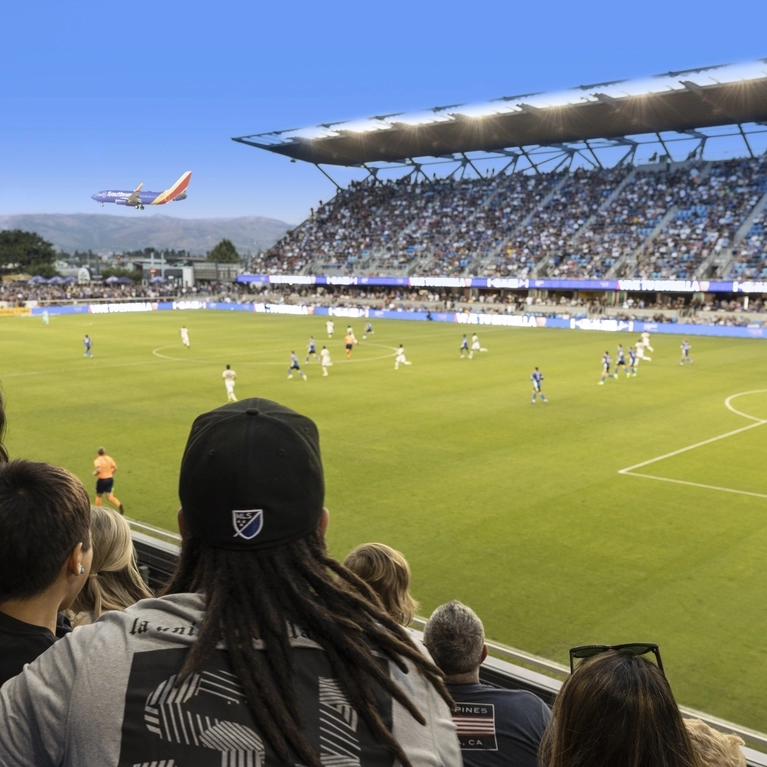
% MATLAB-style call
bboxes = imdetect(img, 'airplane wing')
[126,182,144,206]
[151,171,192,205]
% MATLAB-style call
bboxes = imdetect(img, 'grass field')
[2,310,767,731]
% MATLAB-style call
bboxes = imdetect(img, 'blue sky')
[1,0,764,223]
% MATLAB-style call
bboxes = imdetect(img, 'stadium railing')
[129,520,767,764]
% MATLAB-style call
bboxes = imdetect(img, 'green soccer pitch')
[2,310,767,731]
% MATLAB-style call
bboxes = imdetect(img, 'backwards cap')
[179,398,324,550]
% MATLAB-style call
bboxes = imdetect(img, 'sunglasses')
[569,643,664,676]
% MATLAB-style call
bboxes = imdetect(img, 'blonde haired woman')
[344,542,419,626]
[72,506,152,625]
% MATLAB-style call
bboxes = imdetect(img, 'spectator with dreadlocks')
[0,398,460,767]
[0,386,8,464]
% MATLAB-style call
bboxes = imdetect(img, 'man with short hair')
[0,460,92,686]
[0,399,460,766]
[93,446,124,513]
[424,601,550,767]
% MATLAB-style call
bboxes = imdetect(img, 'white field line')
[618,390,767,498]
[152,342,399,365]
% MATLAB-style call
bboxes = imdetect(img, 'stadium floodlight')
[389,110,454,127]
[451,102,521,119]
[337,118,392,134]
[514,90,592,110]
[597,76,686,99]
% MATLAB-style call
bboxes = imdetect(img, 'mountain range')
[0,213,294,255]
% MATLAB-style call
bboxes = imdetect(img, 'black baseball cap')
[179,398,324,550]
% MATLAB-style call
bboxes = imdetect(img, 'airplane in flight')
[91,171,192,210]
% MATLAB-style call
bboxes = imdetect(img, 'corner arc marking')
[618,390,767,499]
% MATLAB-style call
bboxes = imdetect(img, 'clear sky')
[1,0,764,224]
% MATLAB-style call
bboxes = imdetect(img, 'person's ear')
[67,542,85,577]
[480,644,488,664]
[319,507,330,536]
[177,507,188,538]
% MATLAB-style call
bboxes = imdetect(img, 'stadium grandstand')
[234,61,767,284]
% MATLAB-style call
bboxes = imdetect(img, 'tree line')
[0,230,243,279]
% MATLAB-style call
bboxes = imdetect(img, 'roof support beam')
[518,147,542,175]
[583,139,603,169]
[314,164,342,190]
[738,124,755,159]
[655,133,673,162]
[461,153,483,178]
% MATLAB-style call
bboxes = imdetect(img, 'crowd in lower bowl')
[0,389,749,766]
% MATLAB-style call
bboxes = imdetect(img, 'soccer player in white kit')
[320,346,332,376]
[180,326,190,348]
[394,344,411,370]
[641,330,654,352]
[326,320,335,338]
[471,333,487,357]
[635,340,652,362]
[222,364,237,402]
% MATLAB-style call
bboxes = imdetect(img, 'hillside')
[0,213,294,255]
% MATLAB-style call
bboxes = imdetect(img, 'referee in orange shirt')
[92,446,124,514]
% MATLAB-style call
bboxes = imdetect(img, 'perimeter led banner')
[237,275,756,293]
[23,303,767,339]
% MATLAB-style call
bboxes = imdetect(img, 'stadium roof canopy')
[233,60,767,171]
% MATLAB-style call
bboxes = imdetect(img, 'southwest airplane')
[91,171,192,210]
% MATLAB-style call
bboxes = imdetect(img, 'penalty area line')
[618,421,766,474]
[618,390,767,499]
[619,472,767,500]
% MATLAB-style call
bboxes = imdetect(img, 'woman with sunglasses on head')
[539,645,701,767]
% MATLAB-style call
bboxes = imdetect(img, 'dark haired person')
[0,387,8,463]
[0,399,460,767]
[0,460,92,685]
[538,648,700,767]
[424,601,550,767]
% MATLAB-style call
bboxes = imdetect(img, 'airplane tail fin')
[151,171,192,205]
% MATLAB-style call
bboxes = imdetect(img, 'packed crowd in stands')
[730,205,767,280]
[521,166,628,279]
[0,391,750,766]
[635,157,767,280]
[568,165,701,279]
[262,171,566,279]
[256,155,767,282]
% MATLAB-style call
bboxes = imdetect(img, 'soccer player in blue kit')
[680,339,694,365]
[615,344,629,378]
[287,351,308,381]
[599,351,612,385]
[460,335,470,359]
[628,345,637,376]
[531,368,548,403]
[305,336,318,363]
